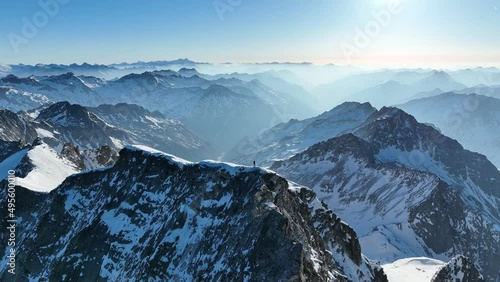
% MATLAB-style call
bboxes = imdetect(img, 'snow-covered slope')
[32,101,131,151]
[0,145,388,281]
[0,139,118,192]
[0,86,49,111]
[226,101,377,166]
[1,101,217,162]
[383,257,446,282]
[384,256,486,282]
[14,142,80,192]
[81,145,118,170]
[0,73,104,107]
[271,107,500,281]
[398,92,500,168]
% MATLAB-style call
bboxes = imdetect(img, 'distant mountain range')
[225,102,377,166]
[347,71,467,108]
[0,101,215,162]
[1,64,498,281]
[312,68,500,110]
[399,92,500,168]
[0,59,205,79]
[0,70,315,150]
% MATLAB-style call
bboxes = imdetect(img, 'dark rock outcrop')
[432,256,485,282]
[0,146,388,281]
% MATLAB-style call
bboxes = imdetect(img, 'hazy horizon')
[2,59,500,73]
[1,0,500,68]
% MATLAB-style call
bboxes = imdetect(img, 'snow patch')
[383,257,446,282]
[16,143,79,192]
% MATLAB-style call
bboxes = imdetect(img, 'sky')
[0,0,499,68]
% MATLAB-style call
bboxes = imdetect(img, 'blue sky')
[0,0,499,67]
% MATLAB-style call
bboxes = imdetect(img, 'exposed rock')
[0,146,388,281]
[432,256,485,282]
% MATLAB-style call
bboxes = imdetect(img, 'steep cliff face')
[0,146,387,282]
[0,109,37,143]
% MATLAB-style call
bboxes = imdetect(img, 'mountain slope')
[22,101,215,161]
[344,71,468,108]
[271,108,500,281]
[0,140,29,163]
[431,256,485,282]
[348,80,415,108]
[0,73,104,107]
[14,141,80,192]
[0,108,38,143]
[1,101,216,162]
[33,101,131,151]
[411,71,466,93]
[183,84,281,150]
[0,146,388,281]
[89,103,217,161]
[0,139,118,192]
[398,92,500,168]
[0,86,49,112]
[0,71,305,150]
[226,102,377,166]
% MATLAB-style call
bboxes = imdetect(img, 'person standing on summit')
[253,161,256,167]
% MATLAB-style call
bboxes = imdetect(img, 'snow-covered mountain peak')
[320,101,376,119]
[44,72,93,89]
[177,67,201,77]
[372,106,412,121]
[117,71,159,84]
[412,70,466,92]
[203,84,238,97]
[1,74,41,87]
[48,71,76,80]
[226,101,377,166]
[36,101,106,128]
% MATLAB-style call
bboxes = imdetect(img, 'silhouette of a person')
[253,161,256,167]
